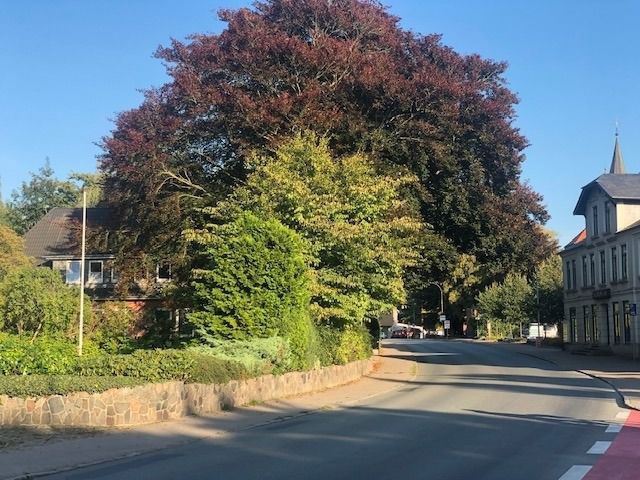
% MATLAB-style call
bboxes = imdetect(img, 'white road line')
[587,441,612,454]
[606,423,623,433]
[558,465,592,480]
[616,411,630,420]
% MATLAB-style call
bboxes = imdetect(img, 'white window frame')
[88,260,104,285]
[65,260,81,284]
[156,262,172,282]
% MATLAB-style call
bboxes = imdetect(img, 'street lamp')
[428,282,444,314]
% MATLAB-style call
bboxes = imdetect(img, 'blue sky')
[2,1,639,246]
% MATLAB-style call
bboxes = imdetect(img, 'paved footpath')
[494,341,640,480]
[0,349,416,480]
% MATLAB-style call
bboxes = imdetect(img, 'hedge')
[0,375,147,397]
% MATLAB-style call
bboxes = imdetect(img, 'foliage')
[186,211,315,368]
[0,333,79,375]
[316,325,372,366]
[0,375,147,398]
[0,267,90,340]
[477,273,533,338]
[190,337,292,375]
[533,255,564,324]
[216,134,421,327]
[75,349,248,384]
[0,226,31,281]
[100,0,554,296]
[86,302,136,353]
[5,159,103,234]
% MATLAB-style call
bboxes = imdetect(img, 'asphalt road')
[46,339,622,480]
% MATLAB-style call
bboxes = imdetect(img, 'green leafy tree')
[0,266,90,340]
[477,273,532,338]
[533,255,563,324]
[215,133,421,327]
[0,226,32,281]
[7,160,104,234]
[185,212,317,369]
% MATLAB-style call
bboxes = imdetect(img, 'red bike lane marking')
[584,410,640,480]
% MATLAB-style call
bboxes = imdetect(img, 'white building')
[561,135,640,358]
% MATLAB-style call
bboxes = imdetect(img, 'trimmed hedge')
[317,325,372,366]
[0,375,147,397]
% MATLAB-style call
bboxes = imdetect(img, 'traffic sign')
[444,320,450,329]
[439,314,446,322]
[631,304,637,316]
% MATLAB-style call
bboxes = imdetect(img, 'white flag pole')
[78,189,87,356]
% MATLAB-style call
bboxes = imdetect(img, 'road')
[47,339,623,480]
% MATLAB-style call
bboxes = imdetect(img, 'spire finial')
[610,126,626,174]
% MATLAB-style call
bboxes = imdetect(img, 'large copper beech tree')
[101,0,554,290]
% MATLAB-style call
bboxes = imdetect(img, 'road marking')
[587,441,611,454]
[616,411,630,420]
[558,465,592,480]
[605,423,622,433]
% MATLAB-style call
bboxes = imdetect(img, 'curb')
[512,347,637,411]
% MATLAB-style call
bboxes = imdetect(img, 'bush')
[0,266,91,339]
[186,212,316,368]
[0,333,79,375]
[317,325,372,366]
[0,375,147,397]
[87,302,135,353]
[191,337,293,375]
[75,348,249,384]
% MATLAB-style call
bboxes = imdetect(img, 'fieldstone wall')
[0,358,372,428]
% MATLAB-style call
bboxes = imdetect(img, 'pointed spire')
[610,127,626,174]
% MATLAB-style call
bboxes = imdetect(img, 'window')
[621,244,628,280]
[611,247,618,283]
[583,305,591,343]
[156,262,171,282]
[110,268,119,284]
[569,308,577,343]
[613,302,621,344]
[571,260,577,290]
[591,304,599,343]
[590,253,596,286]
[593,205,599,236]
[582,256,588,288]
[566,261,571,290]
[600,250,606,284]
[66,261,81,284]
[623,301,631,343]
[88,261,103,284]
[605,202,611,233]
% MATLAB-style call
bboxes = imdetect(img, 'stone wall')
[0,358,372,428]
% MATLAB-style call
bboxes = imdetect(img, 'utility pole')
[78,189,87,356]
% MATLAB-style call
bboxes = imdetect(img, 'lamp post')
[428,282,444,314]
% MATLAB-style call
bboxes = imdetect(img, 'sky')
[2,0,640,246]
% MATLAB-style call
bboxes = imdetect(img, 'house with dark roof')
[23,207,185,336]
[561,134,640,357]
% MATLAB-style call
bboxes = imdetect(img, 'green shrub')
[0,333,79,375]
[191,336,293,375]
[75,348,248,384]
[0,266,91,339]
[317,325,372,366]
[186,212,316,368]
[0,375,147,397]
[87,302,135,353]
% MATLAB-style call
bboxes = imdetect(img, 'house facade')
[24,207,188,336]
[561,136,640,358]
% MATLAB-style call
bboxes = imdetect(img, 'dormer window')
[593,206,599,236]
[156,262,172,282]
[605,202,611,233]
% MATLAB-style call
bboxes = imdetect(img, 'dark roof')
[573,174,640,215]
[610,136,626,174]
[24,208,116,260]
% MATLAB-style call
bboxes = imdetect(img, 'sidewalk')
[0,348,416,480]
[495,342,640,410]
